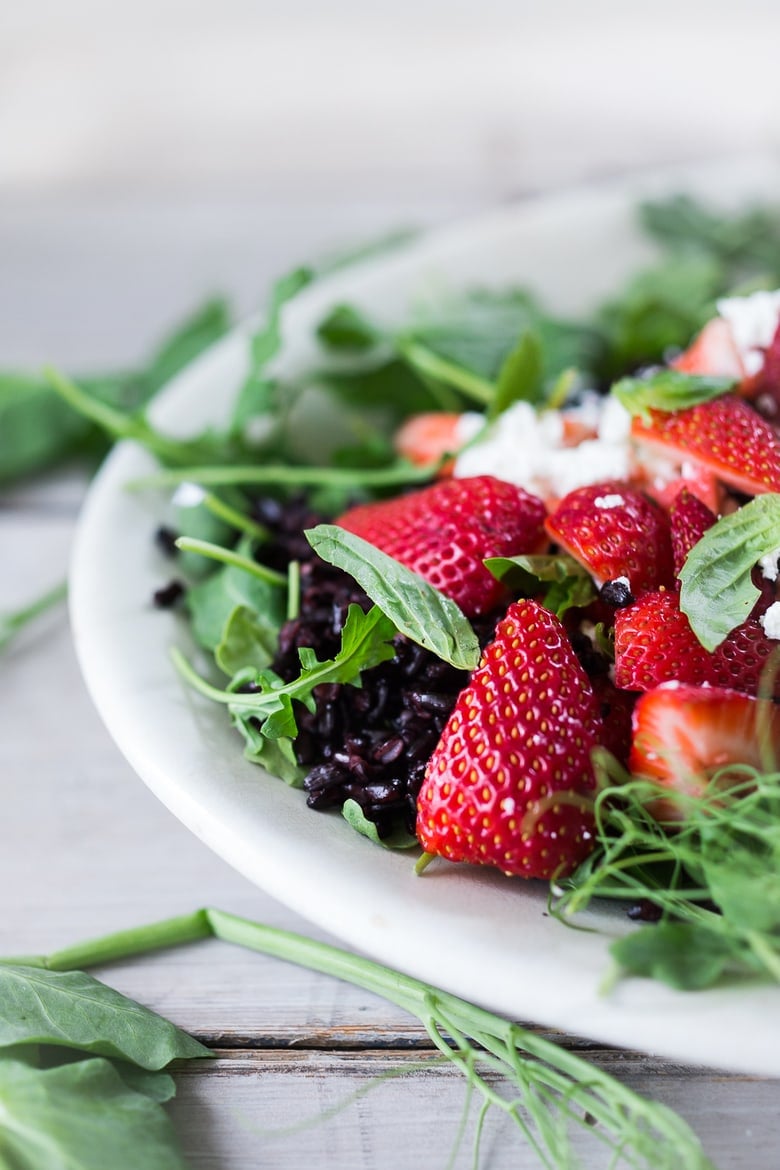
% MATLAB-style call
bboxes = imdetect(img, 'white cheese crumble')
[614,575,631,588]
[453,396,633,499]
[759,547,780,582]
[760,601,780,640]
[717,289,780,376]
[594,493,626,509]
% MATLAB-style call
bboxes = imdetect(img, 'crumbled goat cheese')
[760,602,780,640]
[453,396,633,498]
[759,547,780,582]
[717,290,780,376]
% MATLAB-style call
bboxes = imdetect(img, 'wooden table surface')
[2,194,779,1170]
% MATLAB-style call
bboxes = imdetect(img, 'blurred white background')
[2,0,780,365]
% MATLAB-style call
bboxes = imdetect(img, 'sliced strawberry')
[629,683,780,821]
[671,316,745,379]
[614,591,715,691]
[632,395,780,496]
[639,461,723,515]
[545,481,674,595]
[741,319,780,423]
[417,599,601,879]
[712,617,780,699]
[590,675,636,766]
[337,476,547,617]
[668,487,716,580]
[393,411,465,470]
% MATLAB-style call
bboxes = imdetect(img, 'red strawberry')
[631,395,780,496]
[393,411,464,471]
[614,591,714,691]
[545,481,674,595]
[672,316,745,379]
[668,487,716,580]
[337,476,547,617]
[614,590,780,698]
[590,675,636,766]
[629,683,780,821]
[416,599,602,879]
[741,320,780,422]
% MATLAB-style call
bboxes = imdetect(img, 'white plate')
[71,156,780,1075]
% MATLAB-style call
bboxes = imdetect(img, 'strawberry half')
[337,476,547,617]
[416,599,602,879]
[668,487,716,580]
[672,316,745,379]
[629,683,780,821]
[545,481,674,595]
[632,395,780,496]
[393,411,464,470]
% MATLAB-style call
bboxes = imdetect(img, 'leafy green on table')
[306,524,480,670]
[1,909,716,1170]
[679,494,780,651]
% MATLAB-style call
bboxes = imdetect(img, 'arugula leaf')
[305,524,480,670]
[173,604,397,744]
[0,965,210,1067]
[341,799,418,850]
[232,718,305,786]
[0,1057,190,1170]
[679,494,780,650]
[317,304,384,351]
[186,557,286,655]
[488,331,544,418]
[485,553,596,618]
[612,369,736,421]
[215,604,280,675]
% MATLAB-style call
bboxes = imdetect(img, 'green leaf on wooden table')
[112,1065,178,1104]
[342,799,419,850]
[0,1058,190,1170]
[679,494,780,650]
[0,965,210,1067]
[305,524,480,670]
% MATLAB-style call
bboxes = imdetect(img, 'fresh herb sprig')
[1,910,716,1170]
[556,752,780,989]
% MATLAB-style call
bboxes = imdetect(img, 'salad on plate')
[56,193,780,993]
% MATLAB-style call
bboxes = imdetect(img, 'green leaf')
[234,719,305,786]
[0,1057,190,1170]
[488,331,544,418]
[0,965,210,1067]
[187,560,285,654]
[112,1065,177,1104]
[137,297,232,400]
[610,923,735,990]
[341,799,419,850]
[485,553,596,618]
[230,267,313,435]
[215,604,279,675]
[612,369,735,421]
[305,524,480,670]
[679,494,780,650]
[317,304,383,351]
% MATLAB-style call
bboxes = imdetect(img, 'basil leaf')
[342,799,419,850]
[113,1066,178,1104]
[0,1058,189,1170]
[0,966,210,1068]
[485,553,595,618]
[612,369,735,421]
[305,524,480,670]
[679,494,780,650]
[488,331,544,418]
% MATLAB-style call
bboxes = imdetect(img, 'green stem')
[397,339,495,406]
[45,911,213,971]
[202,492,270,542]
[128,460,436,492]
[287,560,301,621]
[174,537,286,586]
[0,581,68,650]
